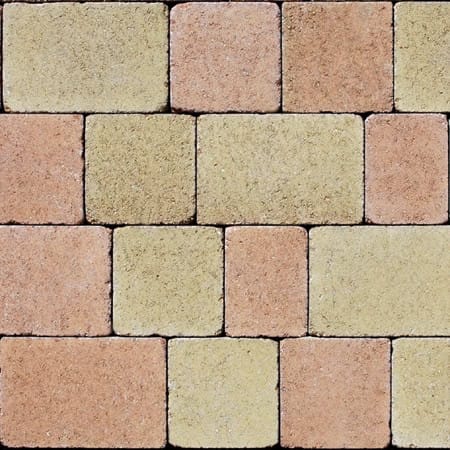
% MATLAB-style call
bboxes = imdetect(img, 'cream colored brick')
[113,227,223,336]
[168,338,278,448]
[310,226,450,336]
[395,2,450,111]
[393,338,450,448]
[3,4,168,112]
[197,114,363,224]
[86,115,195,224]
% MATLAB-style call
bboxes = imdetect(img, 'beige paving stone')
[113,227,223,336]
[168,338,278,448]
[310,226,450,336]
[0,337,166,448]
[197,114,363,224]
[392,338,450,448]
[86,115,195,224]
[3,3,168,112]
[395,2,450,111]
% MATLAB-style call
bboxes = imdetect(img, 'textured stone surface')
[395,2,450,111]
[225,226,307,337]
[0,226,111,336]
[170,3,280,112]
[86,115,195,224]
[0,114,83,224]
[168,338,278,448]
[3,3,168,112]
[283,2,392,112]
[366,114,448,224]
[197,114,363,224]
[0,337,166,448]
[392,338,450,448]
[310,226,450,336]
[114,227,223,336]
[281,338,390,448]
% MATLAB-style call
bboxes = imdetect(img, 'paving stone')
[310,226,450,336]
[3,3,168,112]
[392,338,450,448]
[0,226,111,336]
[168,338,278,448]
[225,226,307,337]
[395,2,450,111]
[366,114,448,224]
[197,114,363,224]
[283,2,392,112]
[86,114,195,224]
[113,227,223,336]
[170,3,280,112]
[0,114,83,224]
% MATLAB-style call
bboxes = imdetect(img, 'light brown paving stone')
[392,338,450,448]
[0,114,83,224]
[366,114,449,224]
[281,337,390,448]
[395,2,450,112]
[225,226,307,337]
[197,114,363,224]
[3,3,168,112]
[168,338,278,448]
[0,226,111,336]
[310,226,450,336]
[170,3,280,112]
[0,337,166,448]
[283,2,392,112]
[114,227,223,336]
[85,114,195,224]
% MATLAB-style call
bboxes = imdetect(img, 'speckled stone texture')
[197,114,363,224]
[86,115,195,224]
[310,226,450,336]
[225,226,307,337]
[392,338,450,448]
[170,3,280,112]
[0,337,166,448]
[365,114,449,224]
[281,338,390,448]
[0,114,83,224]
[3,3,168,112]
[168,338,278,448]
[395,2,450,111]
[113,227,223,336]
[283,2,392,112]
[0,226,111,336]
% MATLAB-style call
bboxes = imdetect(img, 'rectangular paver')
[197,114,363,224]
[3,3,168,112]
[310,226,450,336]
[0,337,166,448]
[168,338,278,448]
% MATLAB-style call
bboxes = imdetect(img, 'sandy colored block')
[0,114,83,224]
[114,227,223,336]
[0,226,111,336]
[310,226,450,336]
[170,3,280,112]
[395,3,450,111]
[283,2,392,112]
[3,3,168,112]
[225,226,307,337]
[366,114,448,224]
[168,338,278,448]
[86,115,195,224]
[281,338,390,448]
[392,338,450,448]
[197,114,363,224]
[0,337,166,447]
